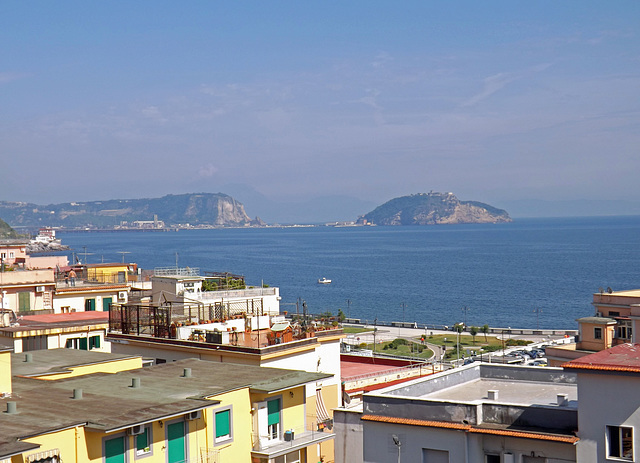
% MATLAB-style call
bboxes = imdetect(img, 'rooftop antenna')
[117,251,131,263]
[175,252,179,270]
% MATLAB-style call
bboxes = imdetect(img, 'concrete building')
[546,288,640,366]
[0,348,335,463]
[334,363,579,463]
[53,281,129,314]
[0,269,55,312]
[565,343,640,463]
[151,267,281,316]
[0,311,110,353]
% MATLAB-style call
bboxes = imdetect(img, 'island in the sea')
[357,192,511,225]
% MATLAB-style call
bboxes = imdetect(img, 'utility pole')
[346,299,352,319]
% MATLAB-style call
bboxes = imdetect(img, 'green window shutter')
[65,339,73,348]
[79,338,88,350]
[267,399,280,426]
[89,335,101,350]
[105,436,125,463]
[103,297,112,311]
[215,410,230,438]
[136,427,149,451]
[18,292,31,311]
[85,298,96,311]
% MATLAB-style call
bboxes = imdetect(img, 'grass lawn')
[360,338,434,360]
[343,326,375,334]
[421,333,532,360]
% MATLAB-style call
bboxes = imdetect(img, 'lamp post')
[461,306,470,328]
[373,318,378,353]
[346,299,352,319]
[533,308,542,330]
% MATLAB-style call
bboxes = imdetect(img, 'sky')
[1,1,639,210]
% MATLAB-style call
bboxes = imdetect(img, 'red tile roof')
[563,343,640,373]
[19,312,109,324]
[360,415,579,443]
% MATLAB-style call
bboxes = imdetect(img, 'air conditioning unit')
[118,291,127,300]
[36,286,45,293]
[186,410,202,420]
[129,424,145,435]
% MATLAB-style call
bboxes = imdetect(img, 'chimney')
[557,394,569,406]
[487,390,499,400]
[5,401,17,414]
[131,377,141,388]
[73,389,83,400]
[182,368,192,378]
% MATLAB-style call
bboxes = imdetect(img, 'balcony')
[251,422,334,460]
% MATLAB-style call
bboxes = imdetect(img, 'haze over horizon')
[1,2,639,215]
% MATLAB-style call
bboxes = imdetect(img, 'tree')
[469,326,478,345]
[481,324,489,342]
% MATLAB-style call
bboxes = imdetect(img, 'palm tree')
[469,326,478,345]
[481,324,489,342]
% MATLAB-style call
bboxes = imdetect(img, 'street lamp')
[392,435,401,463]
[461,306,470,328]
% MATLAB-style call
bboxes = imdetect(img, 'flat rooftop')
[422,377,577,407]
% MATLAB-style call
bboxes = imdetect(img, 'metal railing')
[154,267,200,277]
[251,420,334,452]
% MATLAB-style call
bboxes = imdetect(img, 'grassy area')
[422,333,532,360]
[360,338,434,360]
[343,326,375,334]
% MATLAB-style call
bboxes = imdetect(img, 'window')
[65,337,89,350]
[486,455,500,463]
[214,408,232,443]
[103,297,113,312]
[23,335,47,352]
[594,327,603,339]
[274,451,300,463]
[89,335,101,350]
[9,252,14,259]
[19,292,31,312]
[608,425,633,460]
[617,321,633,340]
[85,298,96,311]
[267,398,281,440]
[135,426,152,457]
[104,435,126,463]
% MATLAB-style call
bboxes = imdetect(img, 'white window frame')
[607,425,634,461]
[134,425,152,458]
[213,406,233,445]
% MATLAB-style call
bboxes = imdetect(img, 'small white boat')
[317,277,332,284]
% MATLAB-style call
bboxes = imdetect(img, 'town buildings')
[0,347,335,463]
[547,288,640,366]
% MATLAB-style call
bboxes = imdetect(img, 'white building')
[565,343,640,462]
[335,363,579,463]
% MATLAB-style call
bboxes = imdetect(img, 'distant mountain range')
[359,192,511,225]
[0,194,259,229]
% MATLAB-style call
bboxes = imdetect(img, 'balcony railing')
[251,421,335,456]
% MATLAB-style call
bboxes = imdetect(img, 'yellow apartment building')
[0,348,335,463]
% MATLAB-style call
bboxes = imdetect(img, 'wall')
[576,371,640,463]
[333,408,363,463]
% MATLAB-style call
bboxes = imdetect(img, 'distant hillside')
[0,217,18,238]
[359,192,511,225]
[0,193,257,228]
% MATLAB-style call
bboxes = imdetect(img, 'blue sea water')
[58,216,640,330]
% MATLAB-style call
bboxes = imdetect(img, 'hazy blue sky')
[1,1,639,207]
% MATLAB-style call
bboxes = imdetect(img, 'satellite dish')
[607,287,613,294]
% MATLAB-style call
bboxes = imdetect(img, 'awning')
[27,449,59,463]
[316,389,330,422]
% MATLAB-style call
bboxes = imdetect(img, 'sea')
[57,216,640,330]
